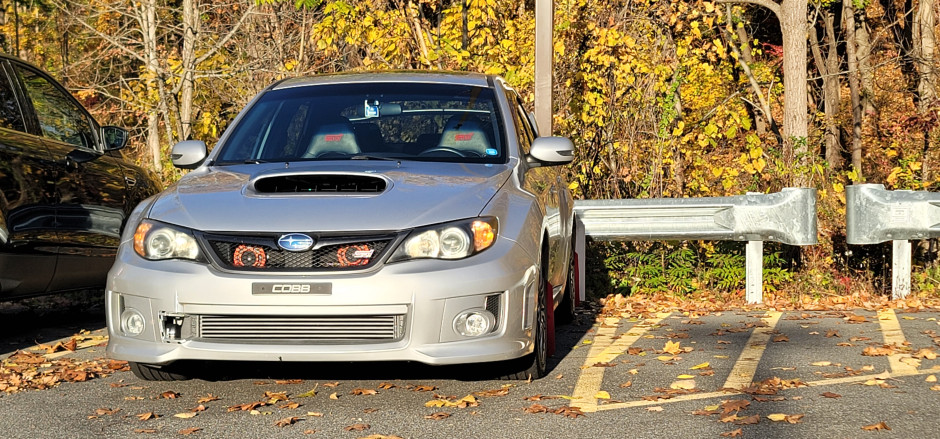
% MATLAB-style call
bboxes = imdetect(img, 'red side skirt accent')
[546,281,555,357]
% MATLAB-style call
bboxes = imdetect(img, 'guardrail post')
[746,241,763,304]
[892,240,912,299]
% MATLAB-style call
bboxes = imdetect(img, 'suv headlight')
[389,217,497,262]
[133,220,203,261]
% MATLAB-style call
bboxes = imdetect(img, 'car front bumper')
[105,238,540,366]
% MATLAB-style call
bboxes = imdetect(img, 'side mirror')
[101,126,128,151]
[528,136,574,166]
[171,140,207,169]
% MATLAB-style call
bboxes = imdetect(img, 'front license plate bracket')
[252,282,332,295]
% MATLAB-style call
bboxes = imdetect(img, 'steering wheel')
[419,147,466,157]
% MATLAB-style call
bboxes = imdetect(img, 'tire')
[129,361,190,381]
[501,270,549,380]
[555,249,577,325]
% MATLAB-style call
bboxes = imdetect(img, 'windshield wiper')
[244,159,268,164]
[350,154,405,163]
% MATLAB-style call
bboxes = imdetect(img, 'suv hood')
[147,161,513,233]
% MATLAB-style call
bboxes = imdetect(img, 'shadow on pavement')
[0,290,106,357]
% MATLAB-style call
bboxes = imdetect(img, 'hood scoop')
[253,174,388,194]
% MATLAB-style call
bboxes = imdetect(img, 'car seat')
[303,116,361,158]
[433,114,491,157]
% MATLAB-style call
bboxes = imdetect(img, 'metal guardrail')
[846,183,940,299]
[573,188,818,304]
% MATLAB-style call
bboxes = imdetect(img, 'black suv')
[0,54,161,299]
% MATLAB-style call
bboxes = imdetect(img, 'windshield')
[214,82,506,165]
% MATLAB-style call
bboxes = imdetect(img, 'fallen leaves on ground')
[0,351,128,394]
[473,387,510,397]
[553,406,586,418]
[159,391,180,399]
[663,340,682,355]
[226,401,266,412]
[773,334,789,342]
[524,394,559,401]
[720,428,743,437]
[196,394,220,403]
[767,413,804,423]
[173,412,197,419]
[740,377,805,395]
[264,391,288,402]
[425,412,450,420]
[425,395,478,408]
[344,423,370,431]
[274,416,302,427]
[913,348,938,360]
[863,345,897,356]
[821,392,841,398]
[35,339,77,354]
[136,412,159,421]
[179,427,201,435]
[352,388,378,396]
[861,421,891,431]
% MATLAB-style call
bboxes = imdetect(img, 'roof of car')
[271,71,495,90]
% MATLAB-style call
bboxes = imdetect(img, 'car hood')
[147,161,513,233]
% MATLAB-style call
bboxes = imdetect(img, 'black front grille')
[202,233,395,272]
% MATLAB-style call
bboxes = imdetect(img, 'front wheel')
[555,249,577,325]
[501,273,549,380]
[129,361,190,381]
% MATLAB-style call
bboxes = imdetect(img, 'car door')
[11,62,129,291]
[0,60,60,297]
[507,90,567,290]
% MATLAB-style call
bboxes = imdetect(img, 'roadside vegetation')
[3,0,940,300]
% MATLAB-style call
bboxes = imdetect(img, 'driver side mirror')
[101,126,128,151]
[527,136,574,167]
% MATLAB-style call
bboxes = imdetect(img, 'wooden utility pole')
[534,0,552,136]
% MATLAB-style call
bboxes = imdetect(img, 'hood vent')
[254,174,387,194]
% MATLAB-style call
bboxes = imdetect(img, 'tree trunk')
[913,0,937,185]
[781,0,810,186]
[733,17,768,135]
[140,0,163,172]
[178,0,198,142]
[818,8,841,170]
[843,1,864,179]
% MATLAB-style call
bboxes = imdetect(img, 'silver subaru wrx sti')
[106,72,576,381]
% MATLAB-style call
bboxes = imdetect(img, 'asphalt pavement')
[1,301,939,438]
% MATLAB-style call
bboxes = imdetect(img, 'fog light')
[454,310,495,337]
[121,308,146,336]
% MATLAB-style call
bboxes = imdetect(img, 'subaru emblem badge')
[277,233,314,252]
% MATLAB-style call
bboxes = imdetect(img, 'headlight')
[133,220,203,261]
[389,217,498,262]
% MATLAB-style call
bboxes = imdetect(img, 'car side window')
[0,70,24,132]
[511,96,534,156]
[14,66,97,150]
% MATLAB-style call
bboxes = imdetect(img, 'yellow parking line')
[571,312,670,412]
[721,311,782,390]
[593,366,940,412]
[877,308,918,375]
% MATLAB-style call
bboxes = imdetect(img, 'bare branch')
[716,0,781,19]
